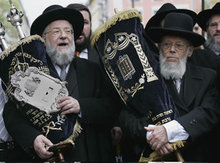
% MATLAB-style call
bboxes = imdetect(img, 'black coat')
[87,44,100,65]
[165,63,220,161]
[189,48,220,91]
[118,63,220,162]
[3,57,121,162]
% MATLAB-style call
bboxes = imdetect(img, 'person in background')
[191,2,220,91]
[146,12,220,162]
[67,3,100,64]
[145,3,197,34]
[3,5,120,162]
[145,2,220,92]
[197,2,220,56]
[0,79,9,161]
[196,3,220,161]
[67,3,123,158]
[193,23,202,35]
[144,3,197,61]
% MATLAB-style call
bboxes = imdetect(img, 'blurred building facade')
[88,0,202,32]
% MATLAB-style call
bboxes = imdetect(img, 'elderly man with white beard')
[3,5,121,162]
[145,12,220,162]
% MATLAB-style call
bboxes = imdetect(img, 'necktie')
[60,65,67,81]
[174,79,181,93]
[0,84,9,142]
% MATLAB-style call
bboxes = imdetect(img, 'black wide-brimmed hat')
[197,2,220,31]
[30,5,84,40]
[145,3,197,32]
[148,13,205,47]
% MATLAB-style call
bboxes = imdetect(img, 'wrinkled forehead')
[48,20,73,29]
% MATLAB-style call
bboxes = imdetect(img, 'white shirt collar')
[79,48,88,59]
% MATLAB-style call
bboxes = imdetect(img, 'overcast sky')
[20,0,88,26]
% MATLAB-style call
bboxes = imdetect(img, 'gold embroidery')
[117,55,135,81]
[91,9,142,46]
[91,9,159,102]
[101,32,158,101]
[42,121,62,137]
[151,109,173,124]
[129,33,158,82]
[0,35,45,60]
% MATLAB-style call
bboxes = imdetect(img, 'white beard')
[46,37,76,66]
[159,49,188,80]
[206,31,220,55]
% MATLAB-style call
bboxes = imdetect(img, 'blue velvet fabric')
[0,37,49,87]
[0,36,75,144]
[94,17,178,125]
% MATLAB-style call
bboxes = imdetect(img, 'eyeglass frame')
[43,27,74,37]
[208,21,220,30]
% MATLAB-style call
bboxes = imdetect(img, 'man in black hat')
[67,3,122,152]
[67,3,100,64]
[145,3,220,92]
[144,3,197,60]
[145,12,220,161]
[191,2,220,91]
[3,4,120,162]
[197,2,220,56]
[145,3,197,33]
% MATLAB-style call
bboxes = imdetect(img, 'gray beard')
[46,38,76,66]
[205,31,220,55]
[159,50,187,80]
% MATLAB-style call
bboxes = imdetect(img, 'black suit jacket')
[189,48,220,91]
[87,44,100,65]
[118,63,220,161]
[3,57,120,162]
[165,63,220,161]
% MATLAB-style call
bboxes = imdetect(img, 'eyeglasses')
[160,42,188,51]
[209,22,220,29]
[44,28,73,36]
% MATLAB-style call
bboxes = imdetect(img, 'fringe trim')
[51,120,82,148]
[139,140,186,162]
[0,35,45,60]
[91,9,142,47]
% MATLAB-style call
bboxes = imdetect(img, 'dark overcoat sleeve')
[76,58,122,126]
[176,66,220,141]
[118,107,147,143]
[3,100,41,155]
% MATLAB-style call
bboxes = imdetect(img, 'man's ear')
[42,34,46,40]
[42,34,47,45]
[187,46,194,57]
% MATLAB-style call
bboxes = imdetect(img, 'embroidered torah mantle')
[0,35,81,144]
[91,9,178,125]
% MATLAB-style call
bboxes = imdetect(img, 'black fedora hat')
[148,13,205,47]
[30,5,84,40]
[145,3,197,32]
[197,2,220,31]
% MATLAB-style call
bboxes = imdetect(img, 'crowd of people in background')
[0,1,220,162]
